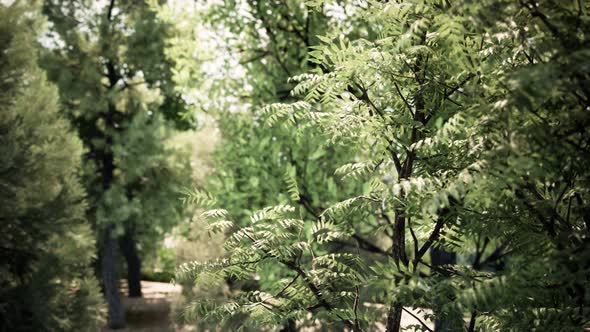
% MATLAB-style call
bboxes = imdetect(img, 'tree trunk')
[120,228,142,297]
[279,318,297,332]
[385,31,427,332]
[385,303,403,332]
[101,60,125,327]
[385,213,408,332]
[101,224,125,329]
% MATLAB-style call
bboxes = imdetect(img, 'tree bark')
[384,30,428,332]
[279,318,297,332]
[385,303,404,332]
[101,224,125,329]
[120,228,142,297]
[101,53,125,327]
[385,213,408,332]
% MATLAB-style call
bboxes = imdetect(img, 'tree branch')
[402,307,434,332]
[393,82,413,116]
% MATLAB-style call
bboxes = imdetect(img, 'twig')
[402,307,433,332]
[393,82,413,116]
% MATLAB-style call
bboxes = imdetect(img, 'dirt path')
[104,280,433,331]
[103,280,183,332]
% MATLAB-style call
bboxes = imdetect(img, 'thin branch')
[443,73,474,100]
[414,197,458,265]
[444,96,463,107]
[393,82,413,116]
[275,273,301,298]
[408,218,420,271]
[517,193,556,236]
[477,242,511,268]
[357,80,382,117]
[239,50,271,65]
[402,307,434,332]
[256,1,292,77]
[414,218,445,263]
[472,237,489,269]
[519,0,561,38]
[283,261,355,329]
[107,0,116,21]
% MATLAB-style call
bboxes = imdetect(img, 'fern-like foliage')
[178,0,590,331]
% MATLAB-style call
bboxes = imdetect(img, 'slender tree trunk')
[391,214,408,267]
[102,57,125,327]
[384,30,428,332]
[385,213,408,332]
[279,318,297,332]
[101,224,125,329]
[385,303,404,332]
[120,228,142,297]
[384,134,419,332]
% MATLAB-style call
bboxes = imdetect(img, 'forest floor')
[104,280,433,331]
[103,280,186,332]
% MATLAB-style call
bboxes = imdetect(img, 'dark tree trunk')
[385,213,408,332]
[431,247,460,332]
[385,303,403,332]
[120,228,142,297]
[279,318,297,332]
[101,224,125,329]
[101,56,125,328]
[384,31,428,332]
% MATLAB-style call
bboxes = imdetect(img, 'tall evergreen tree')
[0,2,104,331]
[41,0,191,328]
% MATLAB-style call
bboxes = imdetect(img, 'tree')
[158,1,372,328]
[0,2,104,330]
[41,0,191,328]
[177,0,590,331]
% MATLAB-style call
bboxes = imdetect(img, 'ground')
[103,280,184,332]
[105,280,433,331]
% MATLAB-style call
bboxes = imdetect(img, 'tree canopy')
[173,0,590,331]
[41,0,192,327]
[1,0,589,331]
